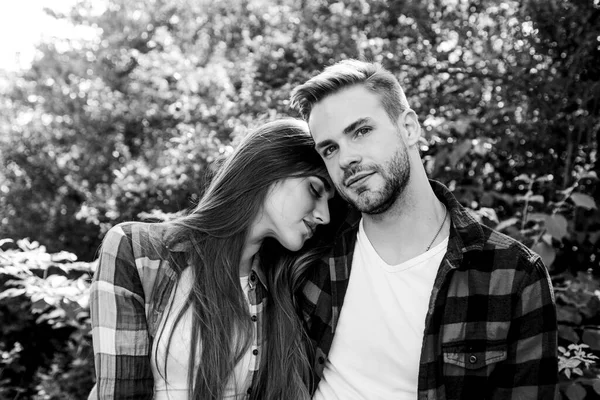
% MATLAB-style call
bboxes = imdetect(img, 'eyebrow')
[314,117,371,152]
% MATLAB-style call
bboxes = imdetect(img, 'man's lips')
[344,172,374,188]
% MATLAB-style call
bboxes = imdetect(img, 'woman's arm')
[88,223,154,399]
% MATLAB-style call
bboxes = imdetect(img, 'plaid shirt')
[301,180,558,399]
[88,222,268,399]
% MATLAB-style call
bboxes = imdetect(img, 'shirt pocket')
[442,342,507,377]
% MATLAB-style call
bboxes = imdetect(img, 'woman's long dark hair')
[155,118,345,399]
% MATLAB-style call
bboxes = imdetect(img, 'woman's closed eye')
[310,184,323,199]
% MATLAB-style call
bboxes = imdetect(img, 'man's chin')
[345,193,378,212]
[350,192,397,215]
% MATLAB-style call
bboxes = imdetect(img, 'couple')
[89,60,558,399]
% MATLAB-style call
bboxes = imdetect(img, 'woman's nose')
[314,199,331,225]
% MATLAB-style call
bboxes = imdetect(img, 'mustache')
[341,164,379,184]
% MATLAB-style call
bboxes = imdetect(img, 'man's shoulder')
[464,222,547,283]
[451,222,553,305]
[480,224,541,263]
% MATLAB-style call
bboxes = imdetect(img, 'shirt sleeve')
[496,253,559,399]
[88,224,154,399]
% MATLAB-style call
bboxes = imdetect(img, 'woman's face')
[261,175,334,251]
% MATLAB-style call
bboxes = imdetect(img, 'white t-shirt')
[314,219,448,400]
[151,268,253,399]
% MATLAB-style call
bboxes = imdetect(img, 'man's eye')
[323,145,336,157]
[356,127,371,136]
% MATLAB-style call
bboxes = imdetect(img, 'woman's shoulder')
[107,221,167,238]
[102,221,171,261]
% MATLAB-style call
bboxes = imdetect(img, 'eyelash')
[310,184,322,198]
[322,126,370,157]
[356,126,371,136]
[323,146,336,158]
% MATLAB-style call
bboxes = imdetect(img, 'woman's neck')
[240,236,262,277]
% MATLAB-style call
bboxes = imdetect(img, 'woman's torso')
[151,268,257,399]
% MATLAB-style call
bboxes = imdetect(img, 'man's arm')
[494,253,558,399]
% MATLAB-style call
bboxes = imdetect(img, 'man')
[290,60,558,400]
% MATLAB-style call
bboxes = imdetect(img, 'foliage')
[0,239,94,399]
[441,158,600,398]
[0,0,598,398]
[559,344,598,379]
[554,272,600,398]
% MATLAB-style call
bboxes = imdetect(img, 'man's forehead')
[308,86,378,128]
[307,97,346,136]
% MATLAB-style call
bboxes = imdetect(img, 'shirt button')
[252,349,258,356]
[318,356,325,364]
[251,315,257,322]
[469,355,478,364]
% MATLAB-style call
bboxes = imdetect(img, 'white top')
[314,219,448,400]
[151,268,253,399]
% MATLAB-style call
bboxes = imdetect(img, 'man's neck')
[362,179,447,265]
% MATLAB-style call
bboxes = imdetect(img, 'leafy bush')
[0,0,598,398]
[0,239,94,399]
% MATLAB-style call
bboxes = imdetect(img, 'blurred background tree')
[0,0,598,398]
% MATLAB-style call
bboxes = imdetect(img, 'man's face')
[308,85,411,214]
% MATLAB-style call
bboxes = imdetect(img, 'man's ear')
[398,109,421,146]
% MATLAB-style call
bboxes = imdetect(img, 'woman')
[88,119,345,399]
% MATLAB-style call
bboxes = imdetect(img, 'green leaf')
[31,298,49,313]
[557,307,583,324]
[582,330,600,351]
[582,171,598,180]
[448,140,472,168]
[556,306,581,325]
[565,368,572,380]
[527,212,548,222]
[593,379,600,394]
[514,174,532,183]
[475,207,499,224]
[565,383,586,400]
[541,233,554,245]
[558,325,580,343]
[564,358,583,369]
[528,195,545,203]
[535,175,554,182]
[570,193,597,210]
[0,288,26,299]
[0,238,14,246]
[495,217,519,232]
[532,241,556,267]
[545,214,568,240]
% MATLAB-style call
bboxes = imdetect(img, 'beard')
[339,146,411,215]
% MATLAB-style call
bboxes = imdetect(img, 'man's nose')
[338,144,362,170]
